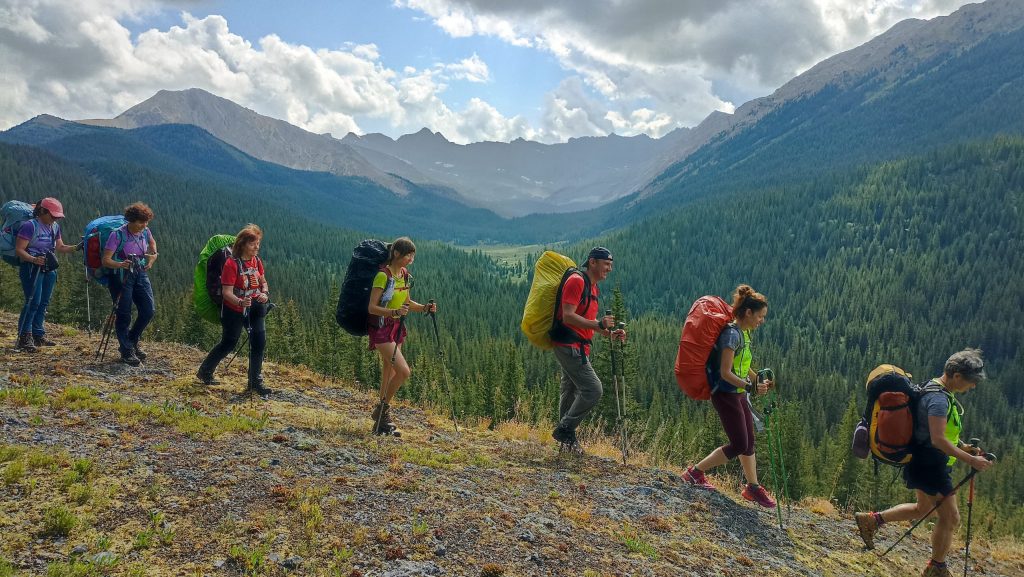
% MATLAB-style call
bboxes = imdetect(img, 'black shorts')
[903,450,954,496]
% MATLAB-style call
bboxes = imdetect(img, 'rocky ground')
[1,313,1021,577]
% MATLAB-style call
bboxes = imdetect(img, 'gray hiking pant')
[554,345,603,432]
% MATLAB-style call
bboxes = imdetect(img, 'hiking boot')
[922,561,952,577]
[196,370,220,386]
[132,344,147,361]
[552,426,583,454]
[371,402,400,436]
[16,333,37,353]
[247,377,272,398]
[854,512,879,550]
[552,425,575,445]
[33,334,56,347]
[120,351,141,367]
[741,484,776,508]
[682,466,717,491]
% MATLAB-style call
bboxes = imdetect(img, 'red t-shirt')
[222,256,265,313]
[554,272,599,352]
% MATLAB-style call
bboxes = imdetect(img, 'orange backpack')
[673,296,733,400]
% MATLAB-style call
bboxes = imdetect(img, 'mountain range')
[3,0,1023,239]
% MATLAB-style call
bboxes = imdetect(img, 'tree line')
[1,135,1021,538]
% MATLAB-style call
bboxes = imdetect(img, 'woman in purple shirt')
[100,202,159,366]
[14,198,78,352]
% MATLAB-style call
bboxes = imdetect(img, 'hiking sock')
[871,512,885,526]
[928,560,947,569]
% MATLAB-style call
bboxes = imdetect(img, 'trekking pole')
[963,438,981,577]
[606,316,627,466]
[602,311,626,465]
[96,263,136,362]
[83,254,92,336]
[427,299,459,435]
[880,453,996,558]
[224,301,274,372]
[224,303,251,372]
[770,370,792,523]
[95,298,118,362]
[759,368,787,529]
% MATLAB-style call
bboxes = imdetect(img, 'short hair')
[124,202,154,223]
[944,348,986,382]
[232,224,263,256]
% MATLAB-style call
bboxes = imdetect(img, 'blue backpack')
[1,200,39,266]
[83,217,155,285]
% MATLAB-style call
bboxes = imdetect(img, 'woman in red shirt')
[197,224,271,396]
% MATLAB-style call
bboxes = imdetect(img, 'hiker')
[855,349,993,577]
[197,224,272,396]
[100,202,158,366]
[13,198,78,352]
[550,247,626,452]
[367,237,436,435]
[682,284,777,508]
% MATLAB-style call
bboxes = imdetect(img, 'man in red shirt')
[550,247,626,452]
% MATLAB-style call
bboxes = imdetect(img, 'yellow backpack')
[520,251,578,349]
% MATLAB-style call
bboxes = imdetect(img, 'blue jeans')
[106,270,155,356]
[18,263,57,336]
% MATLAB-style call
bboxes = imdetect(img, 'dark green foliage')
[1,130,1022,537]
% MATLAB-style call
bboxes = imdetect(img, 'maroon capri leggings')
[711,392,756,459]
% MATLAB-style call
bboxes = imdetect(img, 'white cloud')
[0,0,980,144]
[0,1,524,143]
[396,0,978,135]
[444,53,490,83]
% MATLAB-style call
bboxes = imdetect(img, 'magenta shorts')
[367,318,407,350]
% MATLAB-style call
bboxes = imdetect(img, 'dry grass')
[802,496,838,517]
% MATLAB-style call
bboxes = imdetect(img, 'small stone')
[518,531,536,543]
[70,544,89,556]
[212,558,226,568]
[283,556,303,569]
[268,553,282,564]
[433,544,447,557]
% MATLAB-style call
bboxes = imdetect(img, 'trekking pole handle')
[757,368,775,383]
[616,322,625,330]
[428,298,436,315]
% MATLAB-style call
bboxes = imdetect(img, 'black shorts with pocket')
[903,448,954,496]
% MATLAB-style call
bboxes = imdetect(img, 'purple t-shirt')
[17,220,60,256]
[104,226,150,257]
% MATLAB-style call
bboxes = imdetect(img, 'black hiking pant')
[199,302,268,385]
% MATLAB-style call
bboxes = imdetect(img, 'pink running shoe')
[682,466,717,491]
[742,484,777,508]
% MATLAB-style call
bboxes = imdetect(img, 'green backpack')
[193,235,236,324]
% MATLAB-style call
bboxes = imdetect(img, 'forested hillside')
[0,122,542,245]
[2,136,1022,538]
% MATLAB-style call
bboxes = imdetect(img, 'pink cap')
[38,197,64,218]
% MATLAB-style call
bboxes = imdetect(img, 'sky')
[0,0,974,144]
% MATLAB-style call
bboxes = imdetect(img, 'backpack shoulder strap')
[111,226,127,258]
[579,270,592,307]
